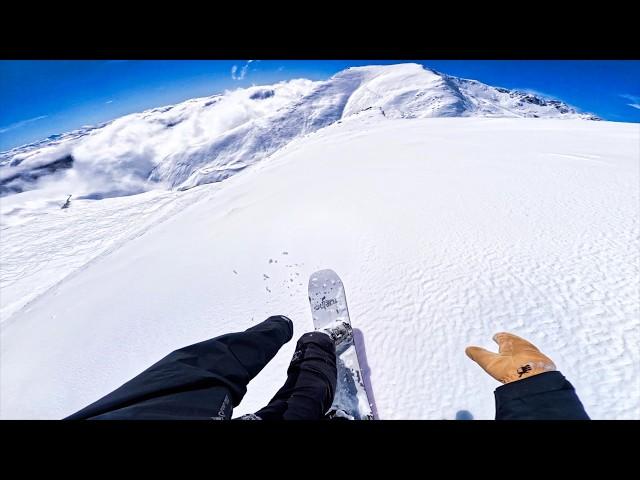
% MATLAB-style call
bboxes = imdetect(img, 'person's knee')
[264,315,294,341]
[289,335,337,394]
[297,331,335,353]
[243,315,294,344]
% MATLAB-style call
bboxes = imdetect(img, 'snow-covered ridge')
[0,63,598,199]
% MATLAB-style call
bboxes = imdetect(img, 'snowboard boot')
[322,321,353,348]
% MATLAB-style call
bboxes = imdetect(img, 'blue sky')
[1,60,638,151]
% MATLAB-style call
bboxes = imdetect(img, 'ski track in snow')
[1,117,638,419]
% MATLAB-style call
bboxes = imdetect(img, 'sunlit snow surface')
[1,115,637,419]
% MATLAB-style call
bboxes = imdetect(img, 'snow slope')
[1,63,597,200]
[1,115,637,419]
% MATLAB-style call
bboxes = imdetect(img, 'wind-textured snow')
[0,63,597,200]
[1,112,637,419]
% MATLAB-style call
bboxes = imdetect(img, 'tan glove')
[465,332,556,384]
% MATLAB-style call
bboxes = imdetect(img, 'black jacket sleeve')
[494,371,590,420]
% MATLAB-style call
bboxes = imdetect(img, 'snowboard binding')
[322,321,353,348]
[324,408,355,421]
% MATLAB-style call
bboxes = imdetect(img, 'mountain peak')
[1,63,598,199]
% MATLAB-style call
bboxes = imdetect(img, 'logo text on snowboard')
[314,296,337,310]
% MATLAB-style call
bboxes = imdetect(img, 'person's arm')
[466,332,589,420]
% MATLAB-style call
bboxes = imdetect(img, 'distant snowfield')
[1,116,638,419]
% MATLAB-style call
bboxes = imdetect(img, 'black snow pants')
[66,316,337,420]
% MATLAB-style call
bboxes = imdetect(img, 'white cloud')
[620,94,640,110]
[231,60,254,80]
[0,115,49,134]
[105,100,114,104]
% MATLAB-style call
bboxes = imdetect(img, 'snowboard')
[308,269,375,420]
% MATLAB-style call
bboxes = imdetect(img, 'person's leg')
[248,331,337,420]
[66,315,293,420]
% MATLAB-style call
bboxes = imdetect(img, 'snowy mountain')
[2,64,637,420]
[0,63,598,199]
